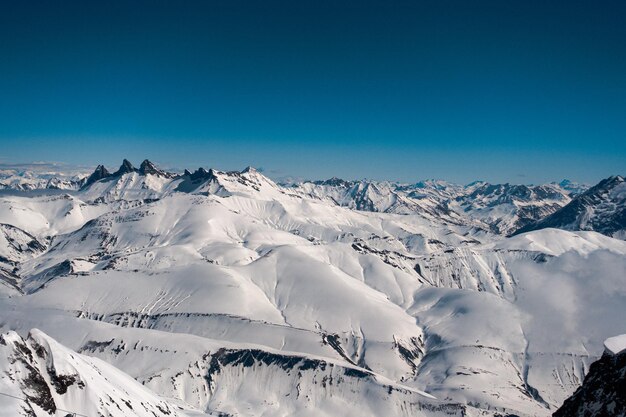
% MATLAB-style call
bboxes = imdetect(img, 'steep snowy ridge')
[0,224,47,296]
[0,159,624,416]
[516,175,626,238]
[0,329,185,417]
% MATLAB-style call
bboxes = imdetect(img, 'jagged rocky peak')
[582,174,625,196]
[188,167,213,181]
[241,165,257,174]
[138,159,172,177]
[92,164,110,177]
[578,175,625,198]
[513,174,626,237]
[581,175,624,198]
[556,178,588,195]
[83,164,112,187]
[314,177,353,187]
[82,159,175,189]
[605,174,624,187]
[138,159,158,175]
[113,158,136,176]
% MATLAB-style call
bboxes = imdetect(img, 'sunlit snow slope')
[0,160,624,417]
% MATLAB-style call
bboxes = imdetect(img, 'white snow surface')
[0,329,186,417]
[0,162,624,417]
[604,334,626,355]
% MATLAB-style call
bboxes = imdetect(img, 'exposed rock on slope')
[456,182,571,234]
[290,177,579,234]
[82,164,111,187]
[0,329,184,417]
[515,175,626,238]
[553,335,626,417]
[0,224,46,295]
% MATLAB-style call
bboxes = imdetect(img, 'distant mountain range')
[4,159,618,238]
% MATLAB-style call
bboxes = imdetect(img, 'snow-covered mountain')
[0,223,46,296]
[3,162,592,237]
[0,171,85,191]
[515,175,626,239]
[286,177,586,235]
[455,182,572,235]
[0,159,624,416]
[287,178,464,221]
[0,329,185,417]
[0,163,93,192]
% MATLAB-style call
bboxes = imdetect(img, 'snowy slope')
[0,159,624,417]
[0,317,476,417]
[454,182,572,235]
[604,335,626,355]
[288,178,466,225]
[515,175,626,238]
[287,178,587,235]
[0,165,87,191]
[0,329,185,417]
[0,173,84,191]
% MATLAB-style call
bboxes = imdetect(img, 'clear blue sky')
[1,0,625,183]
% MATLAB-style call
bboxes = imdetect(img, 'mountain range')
[2,159,605,237]
[0,159,624,417]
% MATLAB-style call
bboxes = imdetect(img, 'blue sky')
[1,0,625,184]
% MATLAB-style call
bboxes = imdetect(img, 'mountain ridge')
[7,159,625,239]
[514,175,626,238]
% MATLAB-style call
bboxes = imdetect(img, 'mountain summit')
[113,158,136,176]
[514,175,626,238]
[83,164,111,187]
[139,159,172,177]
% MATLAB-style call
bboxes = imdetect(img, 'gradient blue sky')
[1,0,625,183]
